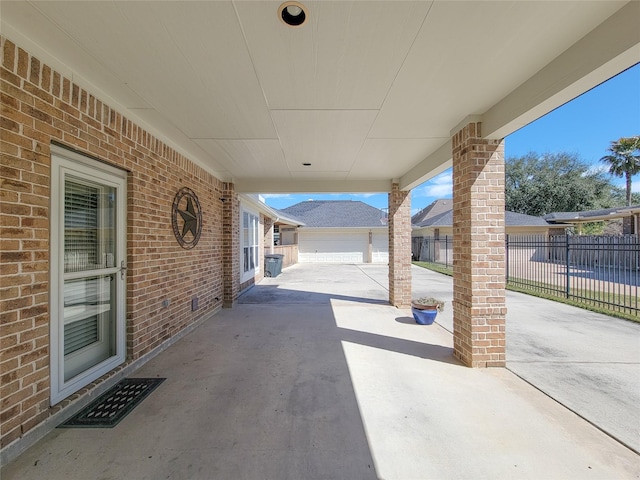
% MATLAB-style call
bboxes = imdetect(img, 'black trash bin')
[264,254,284,277]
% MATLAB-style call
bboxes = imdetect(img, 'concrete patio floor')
[3,264,639,479]
[377,265,640,455]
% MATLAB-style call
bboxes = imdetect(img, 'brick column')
[622,215,636,235]
[264,217,275,254]
[388,183,411,307]
[222,183,239,308]
[452,121,506,367]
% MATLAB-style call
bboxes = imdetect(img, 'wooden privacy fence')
[273,244,298,269]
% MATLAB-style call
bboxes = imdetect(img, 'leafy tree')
[505,152,614,216]
[600,136,640,206]
[610,185,640,206]
[580,222,605,235]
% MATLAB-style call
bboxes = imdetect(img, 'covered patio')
[3,264,638,479]
[1,0,639,468]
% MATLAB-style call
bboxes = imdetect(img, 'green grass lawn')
[413,261,639,323]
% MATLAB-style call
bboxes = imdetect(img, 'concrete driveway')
[3,264,638,479]
[402,265,640,455]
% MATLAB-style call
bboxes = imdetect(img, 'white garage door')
[299,230,368,263]
[372,231,389,263]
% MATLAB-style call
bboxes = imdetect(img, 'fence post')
[505,234,509,284]
[445,235,449,268]
[565,235,571,299]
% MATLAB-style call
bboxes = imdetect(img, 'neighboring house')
[544,205,640,235]
[279,200,388,263]
[411,199,453,226]
[412,200,556,237]
[412,200,566,262]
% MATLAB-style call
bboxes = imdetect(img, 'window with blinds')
[62,178,115,369]
[243,211,258,273]
[63,275,112,357]
[64,314,98,355]
[64,180,99,273]
[64,180,116,272]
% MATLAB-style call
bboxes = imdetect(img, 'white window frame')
[50,146,127,405]
[240,205,260,283]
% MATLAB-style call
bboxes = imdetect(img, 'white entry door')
[50,147,126,404]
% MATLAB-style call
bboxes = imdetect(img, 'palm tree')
[600,136,640,206]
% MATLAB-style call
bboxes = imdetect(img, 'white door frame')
[50,146,127,405]
[240,204,260,283]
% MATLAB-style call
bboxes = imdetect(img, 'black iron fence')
[412,236,453,268]
[412,234,639,316]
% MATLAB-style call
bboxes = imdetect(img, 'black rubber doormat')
[59,378,165,428]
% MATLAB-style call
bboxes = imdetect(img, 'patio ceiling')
[2,1,638,193]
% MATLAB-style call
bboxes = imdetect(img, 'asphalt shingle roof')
[413,209,550,228]
[411,199,453,225]
[271,208,305,226]
[280,200,387,228]
[544,205,640,221]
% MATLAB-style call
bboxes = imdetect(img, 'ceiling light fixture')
[279,1,307,27]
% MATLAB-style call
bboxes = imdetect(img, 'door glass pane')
[64,179,116,272]
[63,176,117,382]
[63,275,115,381]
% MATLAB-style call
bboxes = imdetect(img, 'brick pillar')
[389,183,411,308]
[622,215,635,235]
[264,217,275,254]
[452,121,506,367]
[222,183,239,308]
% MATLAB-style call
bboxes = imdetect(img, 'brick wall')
[263,215,274,255]
[1,36,227,449]
[622,215,637,235]
[222,183,239,307]
[451,121,506,368]
[388,183,411,308]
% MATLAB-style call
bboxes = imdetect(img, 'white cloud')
[423,183,453,197]
[261,194,293,199]
[414,170,453,198]
[352,193,377,198]
[431,171,453,185]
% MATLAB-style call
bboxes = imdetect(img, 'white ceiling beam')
[482,1,640,140]
[398,1,639,191]
[235,179,392,194]
[398,140,452,191]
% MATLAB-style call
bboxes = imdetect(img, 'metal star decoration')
[171,187,202,249]
[178,196,198,238]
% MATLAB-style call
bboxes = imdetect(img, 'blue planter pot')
[411,307,438,325]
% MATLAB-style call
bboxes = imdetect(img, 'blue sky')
[265,63,640,215]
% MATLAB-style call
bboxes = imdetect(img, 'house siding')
[0,37,230,452]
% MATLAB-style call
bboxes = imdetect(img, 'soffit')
[0,1,633,192]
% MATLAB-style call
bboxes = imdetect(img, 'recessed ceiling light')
[302,163,311,166]
[279,1,307,28]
